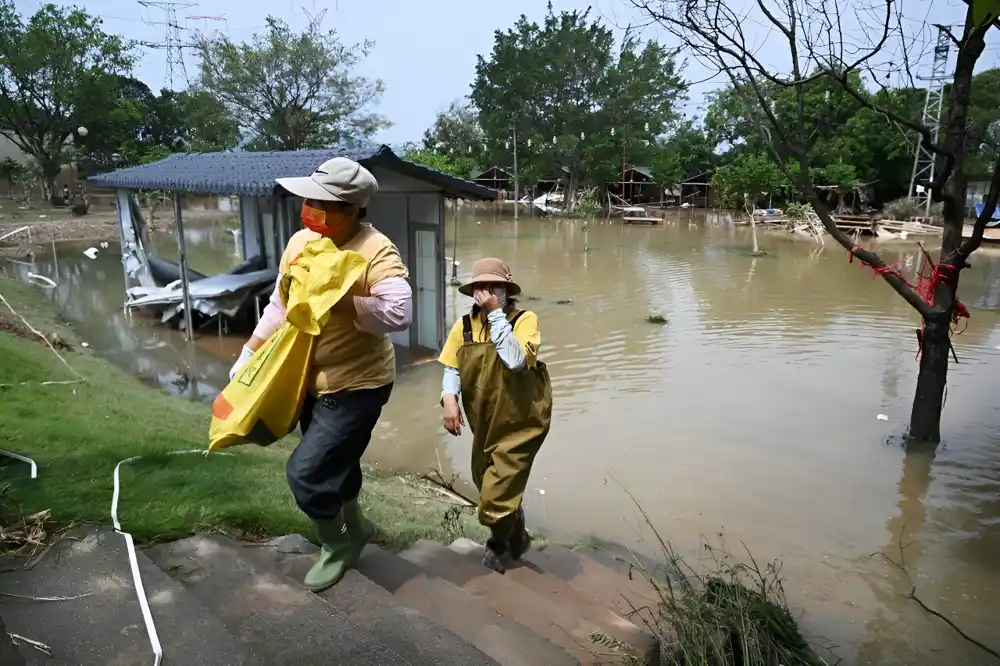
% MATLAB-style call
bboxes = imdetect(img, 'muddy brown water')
[4,209,1000,665]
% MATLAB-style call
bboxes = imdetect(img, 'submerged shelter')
[88,141,498,352]
[471,166,513,193]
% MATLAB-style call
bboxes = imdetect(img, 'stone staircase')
[0,526,662,665]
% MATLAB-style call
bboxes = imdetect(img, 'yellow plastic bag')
[208,238,367,451]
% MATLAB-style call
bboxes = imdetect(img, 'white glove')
[229,346,254,381]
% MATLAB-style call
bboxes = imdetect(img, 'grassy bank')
[0,276,486,551]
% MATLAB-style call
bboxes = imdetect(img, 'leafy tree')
[650,120,717,187]
[470,4,685,207]
[195,17,388,151]
[144,89,240,154]
[0,1,134,202]
[400,143,477,179]
[422,101,484,161]
[704,75,921,204]
[710,152,788,208]
[73,75,154,164]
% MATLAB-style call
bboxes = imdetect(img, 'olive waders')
[457,311,553,573]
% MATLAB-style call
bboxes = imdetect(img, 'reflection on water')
[5,209,1000,665]
[4,220,245,400]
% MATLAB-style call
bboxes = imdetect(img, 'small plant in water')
[646,313,668,325]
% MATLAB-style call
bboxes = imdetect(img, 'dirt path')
[0,204,235,257]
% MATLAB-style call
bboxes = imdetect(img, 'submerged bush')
[587,499,831,666]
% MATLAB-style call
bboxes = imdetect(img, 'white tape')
[0,449,37,478]
[112,450,232,666]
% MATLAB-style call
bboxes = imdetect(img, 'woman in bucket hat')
[438,258,553,573]
[229,157,412,592]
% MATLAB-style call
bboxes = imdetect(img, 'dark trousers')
[286,383,393,520]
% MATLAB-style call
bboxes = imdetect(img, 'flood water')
[5,209,1000,665]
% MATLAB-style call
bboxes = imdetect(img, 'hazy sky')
[13,0,1000,145]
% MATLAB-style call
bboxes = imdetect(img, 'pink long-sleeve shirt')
[252,275,412,340]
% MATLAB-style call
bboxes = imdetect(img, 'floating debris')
[555,299,572,305]
[877,414,889,421]
[646,313,668,325]
[82,247,99,260]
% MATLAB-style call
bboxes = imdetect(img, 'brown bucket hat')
[458,258,522,297]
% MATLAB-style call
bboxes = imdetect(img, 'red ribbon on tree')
[849,245,968,359]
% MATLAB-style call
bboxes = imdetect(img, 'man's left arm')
[353,245,412,334]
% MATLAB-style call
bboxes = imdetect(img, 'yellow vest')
[279,226,408,395]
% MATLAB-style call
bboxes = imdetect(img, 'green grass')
[0,276,486,551]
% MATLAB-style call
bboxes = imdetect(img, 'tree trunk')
[908,314,951,443]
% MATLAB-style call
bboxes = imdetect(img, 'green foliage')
[195,16,389,151]
[703,67,1000,205]
[422,101,484,163]
[576,187,601,217]
[648,120,718,187]
[0,1,134,184]
[400,144,476,178]
[711,152,789,208]
[137,145,173,166]
[470,3,685,195]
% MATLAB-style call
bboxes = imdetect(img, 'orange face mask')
[301,203,332,236]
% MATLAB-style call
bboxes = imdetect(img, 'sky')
[12,0,1000,146]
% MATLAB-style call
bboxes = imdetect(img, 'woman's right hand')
[442,395,464,436]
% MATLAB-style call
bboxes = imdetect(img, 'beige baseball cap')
[276,157,379,207]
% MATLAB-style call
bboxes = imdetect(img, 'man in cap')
[231,157,412,591]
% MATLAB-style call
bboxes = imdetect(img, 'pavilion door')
[410,225,442,350]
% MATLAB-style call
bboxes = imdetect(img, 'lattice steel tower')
[908,24,952,219]
[139,1,197,90]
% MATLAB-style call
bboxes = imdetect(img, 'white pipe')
[112,449,232,666]
[0,449,37,478]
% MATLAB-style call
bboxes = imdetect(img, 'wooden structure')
[534,166,571,195]
[680,171,714,207]
[609,166,662,205]
[471,166,512,192]
[620,203,663,225]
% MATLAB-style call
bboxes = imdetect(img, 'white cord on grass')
[112,449,232,666]
[0,449,37,478]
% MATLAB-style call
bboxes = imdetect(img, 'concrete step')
[400,539,637,665]
[145,534,413,666]
[355,544,575,666]
[451,538,659,665]
[241,538,502,666]
[523,544,662,630]
[0,616,25,666]
[0,526,259,666]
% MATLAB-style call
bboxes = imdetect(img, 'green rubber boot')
[343,498,377,545]
[303,514,356,592]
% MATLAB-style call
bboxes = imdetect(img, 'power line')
[138,1,197,90]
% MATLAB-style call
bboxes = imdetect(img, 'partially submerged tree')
[711,152,789,209]
[631,0,1000,443]
[195,16,388,150]
[0,2,134,202]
